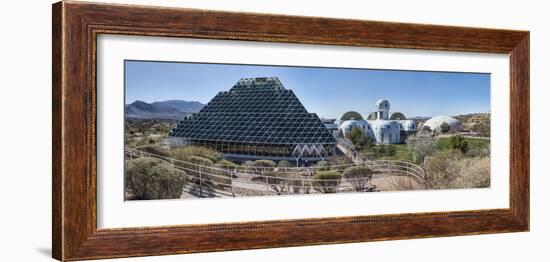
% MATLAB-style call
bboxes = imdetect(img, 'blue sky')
[125,60,490,119]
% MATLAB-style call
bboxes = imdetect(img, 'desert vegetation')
[455,113,491,137]
[125,113,490,199]
[424,151,490,189]
[125,157,186,200]
[342,166,376,192]
[312,171,342,193]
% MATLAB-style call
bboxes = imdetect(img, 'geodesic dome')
[423,115,463,133]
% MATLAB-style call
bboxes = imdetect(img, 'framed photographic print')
[52,1,529,261]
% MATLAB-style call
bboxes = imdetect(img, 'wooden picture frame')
[52,1,529,261]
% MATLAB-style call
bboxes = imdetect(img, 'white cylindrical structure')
[375,99,390,120]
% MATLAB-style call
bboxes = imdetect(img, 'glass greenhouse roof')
[169,77,337,146]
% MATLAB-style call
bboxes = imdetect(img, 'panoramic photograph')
[124,60,491,200]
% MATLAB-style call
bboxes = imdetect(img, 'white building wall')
[368,120,401,144]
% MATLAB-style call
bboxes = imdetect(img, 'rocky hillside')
[455,113,491,137]
[125,100,204,120]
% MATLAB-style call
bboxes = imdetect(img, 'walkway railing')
[125,147,425,198]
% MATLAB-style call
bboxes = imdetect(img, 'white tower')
[376,99,390,120]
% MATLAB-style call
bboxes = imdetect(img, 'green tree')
[356,134,373,151]
[125,157,185,200]
[448,135,469,154]
[343,166,375,192]
[349,127,372,150]
[312,171,342,193]
[348,127,363,144]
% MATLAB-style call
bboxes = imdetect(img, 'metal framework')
[169,77,337,162]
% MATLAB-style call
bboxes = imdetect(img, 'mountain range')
[125,100,205,120]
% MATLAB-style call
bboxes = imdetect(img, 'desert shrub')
[217,159,238,170]
[276,160,293,173]
[137,145,170,157]
[188,155,213,166]
[465,143,490,158]
[186,156,213,181]
[212,161,236,189]
[265,172,291,195]
[287,174,310,194]
[246,160,277,184]
[125,157,185,200]
[343,166,374,192]
[184,156,216,196]
[314,160,330,171]
[209,173,232,189]
[423,151,489,189]
[471,122,491,137]
[171,146,221,162]
[277,160,292,168]
[251,159,276,167]
[133,137,149,147]
[448,135,469,154]
[312,171,342,193]
[406,134,437,164]
[423,151,460,189]
[454,157,490,188]
[327,155,353,166]
[387,176,424,191]
[247,160,276,173]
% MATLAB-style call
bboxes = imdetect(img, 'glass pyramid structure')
[168,77,337,162]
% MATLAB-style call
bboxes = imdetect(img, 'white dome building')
[338,99,419,144]
[423,115,463,133]
[339,120,373,138]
